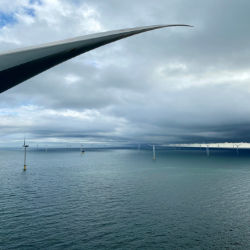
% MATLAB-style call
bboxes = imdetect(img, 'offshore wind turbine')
[146,143,157,160]
[152,145,156,160]
[80,144,85,154]
[234,143,241,156]
[23,138,29,171]
[0,24,192,93]
[147,144,156,160]
[206,144,210,157]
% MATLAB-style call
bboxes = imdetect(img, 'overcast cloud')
[1,0,250,147]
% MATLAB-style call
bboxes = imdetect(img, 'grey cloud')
[1,0,250,146]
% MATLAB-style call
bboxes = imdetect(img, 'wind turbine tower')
[235,143,240,156]
[206,144,210,157]
[80,144,85,154]
[153,145,156,160]
[23,139,29,171]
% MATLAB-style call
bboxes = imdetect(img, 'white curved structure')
[0,24,191,93]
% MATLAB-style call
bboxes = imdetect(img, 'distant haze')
[1,0,250,146]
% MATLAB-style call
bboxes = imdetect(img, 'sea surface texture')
[1,149,250,249]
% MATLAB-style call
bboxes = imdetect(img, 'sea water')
[1,149,250,249]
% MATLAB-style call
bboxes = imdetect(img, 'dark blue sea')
[1,148,250,249]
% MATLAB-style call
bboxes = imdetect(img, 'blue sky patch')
[0,5,37,28]
[0,12,16,27]
[29,0,42,5]
[24,7,36,17]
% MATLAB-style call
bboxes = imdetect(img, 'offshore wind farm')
[2,0,250,249]
[1,146,250,249]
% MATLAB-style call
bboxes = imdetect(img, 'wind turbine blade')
[0,24,192,93]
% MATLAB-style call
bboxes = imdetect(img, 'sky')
[1,0,250,147]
